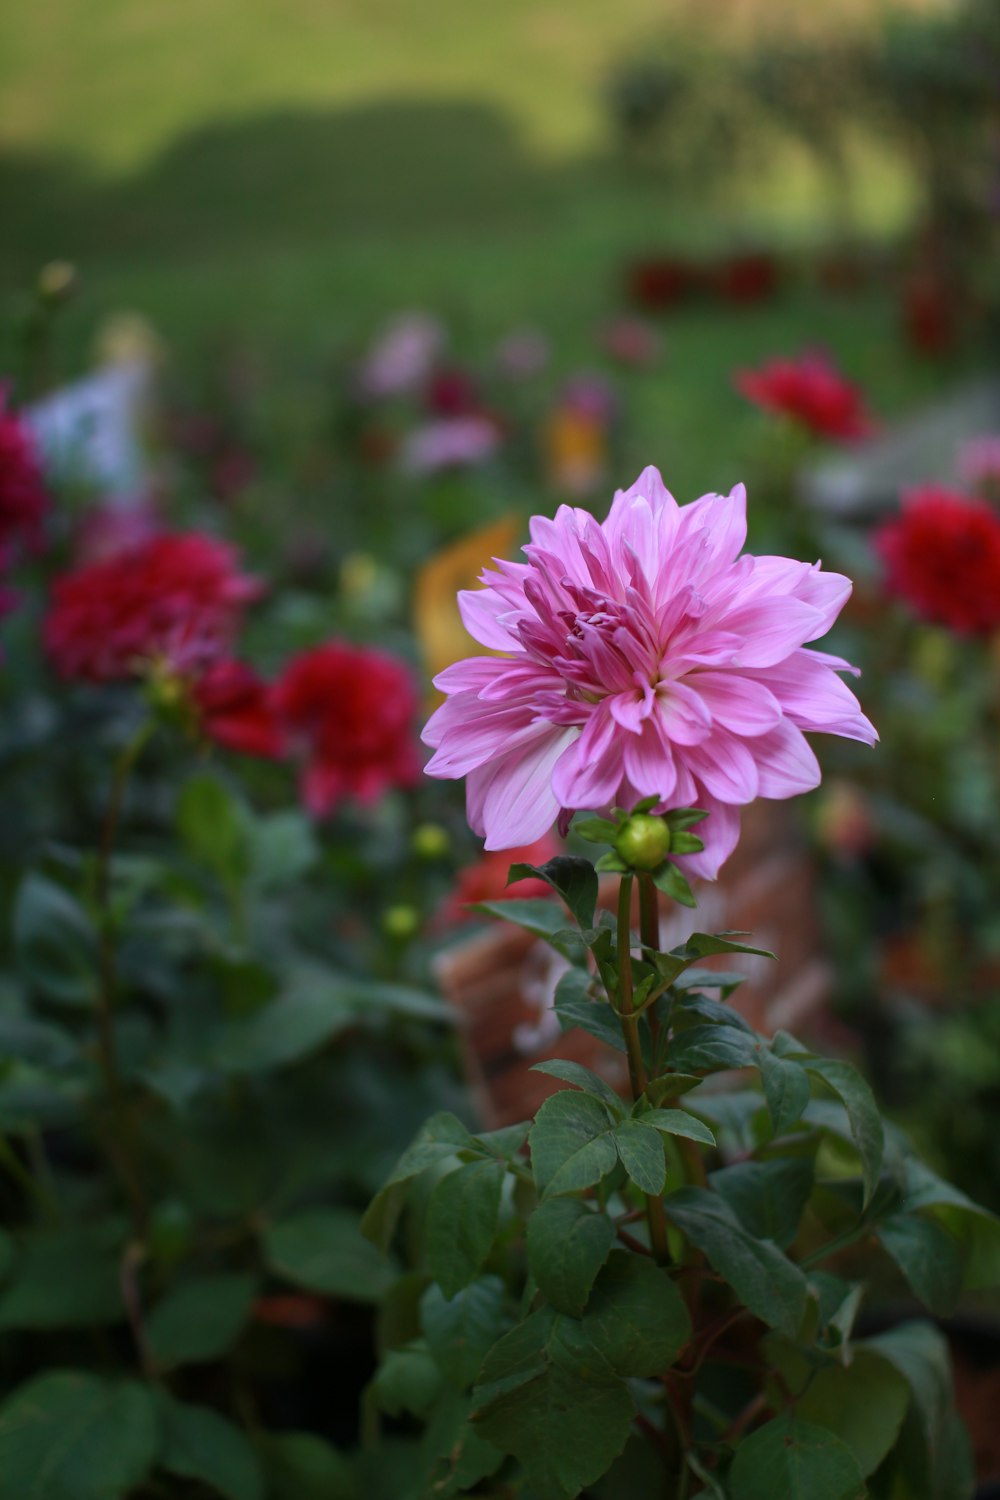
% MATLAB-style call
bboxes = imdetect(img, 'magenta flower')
[422,467,876,878]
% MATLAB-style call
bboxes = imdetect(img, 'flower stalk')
[93,720,155,1243]
[616,874,670,1265]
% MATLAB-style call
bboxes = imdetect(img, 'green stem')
[616,876,670,1265]
[94,721,155,1243]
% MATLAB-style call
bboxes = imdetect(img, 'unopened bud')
[614,812,672,871]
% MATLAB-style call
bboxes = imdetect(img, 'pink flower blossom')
[423,467,876,878]
[400,416,500,476]
[356,313,444,400]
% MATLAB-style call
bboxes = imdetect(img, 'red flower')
[0,390,48,556]
[734,353,874,443]
[273,641,420,816]
[44,532,262,683]
[875,487,1000,635]
[713,252,779,305]
[193,660,284,759]
[442,834,561,925]
[626,257,699,312]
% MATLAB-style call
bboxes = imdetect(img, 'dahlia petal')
[433,657,510,693]
[675,484,747,573]
[458,587,521,650]
[722,596,824,667]
[622,720,678,802]
[748,651,875,741]
[657,679,713,746]
[609,686,652,732]
[752,721,822,799]
[480,726,578,848]
[423,697,540,775]
[551,706,625,808]
[686,671,782,736]
[744,557,852,635]
[683,732,760,803]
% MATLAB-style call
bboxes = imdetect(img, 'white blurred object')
[800,379,1000,516]
[25,361,151,499]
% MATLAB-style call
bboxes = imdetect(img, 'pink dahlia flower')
[423,467,876,879]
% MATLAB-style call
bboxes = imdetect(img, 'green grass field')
[0,0,970,493]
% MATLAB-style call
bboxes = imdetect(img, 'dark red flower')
[735,353,874,442]
[193,660,284,758]
[875,486,1000,635]
[901,271,956,358]
[273,641,420,816]
[626,257,699,312]
[426,366,481,418]
[713,252,779,305]
[44,532,262,683]
[0,390,48,556]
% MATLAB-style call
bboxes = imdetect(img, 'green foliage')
[156,1391,265,1500]
[146,1271,258,1368]
[263,1208,398,1301]
[730,1416,866,1500]
[13,873,98,1006]
[0,1372,158,1500]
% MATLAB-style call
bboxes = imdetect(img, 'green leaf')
[0,1223,125,1329]
[146,1272,257,1369]
[0,1013,78,1071]
[899,1157,1000,1291]
[554,970,627,1054]
[672,968,746,997]
[421,1388,505,1497]
[525,1199,616,1317]
[508,856,598,929]
[795,1349,910,1477]
[730,1416,866,1500]
[651,862,696,907]
[156,1391,264,1500]
[529,1090,617,1198]
[865,1320,971,1497]
[422,1276,512,1388]
[0,1229,12,1285]
[758,1045,812,1136]
[665,808,709,831]
[177,772,250,883]
[13,874,97,1006]
[470,899,585,961]
[611,1119,666,1194]
[531,1059,624,1117]
[709,1155,815,1250]
[426,1159,506,1298]
[876,1213,964,1317]
[0,1371,157,1500]
[370,1344,443,1419]
[573,816,620,844]
[473,1345,634,1500]
[667,1024,758,1072]
[361,1112,475,1251]
[664,1187,810,1338]
[212,975,355,1074]
[257,1432,355,1500]
[246,810,319,891]
[643,1074,703,1104]
[641,1107,717,1147]
[579,1252,691,1376]
[805,1059,884,1208]
[263,1208,397,1302]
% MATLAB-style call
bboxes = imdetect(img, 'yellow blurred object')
[37,261,77,305]
[413,515,522,691]
[94,311,165,369]
[545,407,608,497]
[340,552,379,603]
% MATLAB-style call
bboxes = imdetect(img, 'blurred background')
[3,0,1000,1490]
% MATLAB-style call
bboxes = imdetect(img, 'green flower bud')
[382,904,421,941]
[411,822,450,860]
[614,812,672,871]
